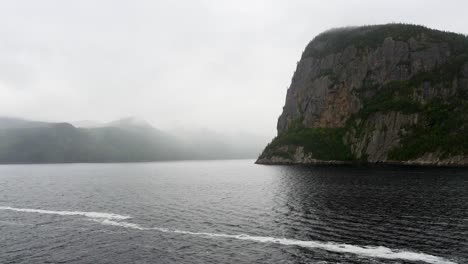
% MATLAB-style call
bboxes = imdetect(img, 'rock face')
[257,24,468,166]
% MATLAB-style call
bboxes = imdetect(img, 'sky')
[0,0,467,139]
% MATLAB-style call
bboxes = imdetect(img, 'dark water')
[0,160,467,264]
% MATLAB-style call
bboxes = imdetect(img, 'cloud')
[0,0,466,139]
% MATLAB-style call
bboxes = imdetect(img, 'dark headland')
[257,24,468,167]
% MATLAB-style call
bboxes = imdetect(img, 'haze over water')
[0,160,466,264]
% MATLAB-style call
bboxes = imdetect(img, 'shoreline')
[255,158,468,168]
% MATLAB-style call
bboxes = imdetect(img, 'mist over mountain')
[169,128,268,160]
[0,117,51,129]
[0,117,263,163]
[70,120,105,128]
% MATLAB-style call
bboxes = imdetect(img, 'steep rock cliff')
[257,24,468,166]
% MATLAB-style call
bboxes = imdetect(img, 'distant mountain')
[106,117,154,129]
[72,117,152,129]
[70,120,104,128]
[0,117,51,129]
[0,117,262,163]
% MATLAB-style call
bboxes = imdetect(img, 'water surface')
[0,160,467,263]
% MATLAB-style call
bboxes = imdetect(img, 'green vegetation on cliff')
[260,127,353,161]
[263,54,468,163]
[259,23,468,165]
[350,55,468,160]
[302,23,468,59]
[388,96,468,160]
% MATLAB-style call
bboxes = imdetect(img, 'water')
[0,160,467,264]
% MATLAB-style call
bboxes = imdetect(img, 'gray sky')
[0,0,467,138]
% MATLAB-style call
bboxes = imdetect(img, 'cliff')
[257,24,468,166]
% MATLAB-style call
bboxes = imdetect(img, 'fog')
[1,0,467,141]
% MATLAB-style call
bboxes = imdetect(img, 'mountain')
[70,120,104,128]
[72,117,152,130]
[0,117,261,163]
[105,117,154,130]
[0,117,179,163]
[0,117,51,129]
[257,24,468,166]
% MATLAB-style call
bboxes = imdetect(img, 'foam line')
[0,206,457,264]
[95,219,456,264]
[0,206,130,220]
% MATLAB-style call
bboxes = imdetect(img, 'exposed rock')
[346,112,420,161]
[260,24,468,166]
[256,146,352,165]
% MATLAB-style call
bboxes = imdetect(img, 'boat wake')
[0,206,129,220]
[0,206,457,264]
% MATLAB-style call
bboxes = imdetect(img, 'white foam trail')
[0,206,457,264]
[0,206,130,220]
[97,220,456,264]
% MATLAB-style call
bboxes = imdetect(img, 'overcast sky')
[0,0,467,138]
